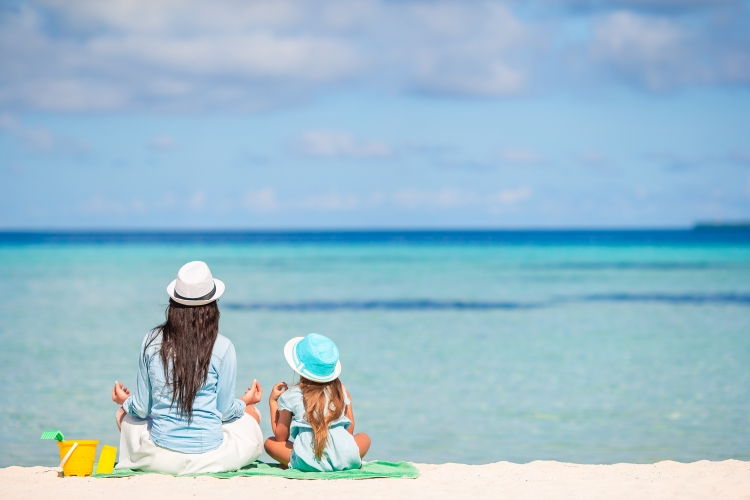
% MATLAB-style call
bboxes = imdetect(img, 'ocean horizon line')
[2,227,750,245]
[0,225,738,232]
[223,293,750,312]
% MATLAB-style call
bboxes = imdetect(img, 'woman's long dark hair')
[146,299,220,422]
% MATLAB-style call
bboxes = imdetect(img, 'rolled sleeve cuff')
[121,396,135,417]
[122,396,147,419]
[223,398,246,421]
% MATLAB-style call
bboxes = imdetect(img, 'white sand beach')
[1,460,748,500]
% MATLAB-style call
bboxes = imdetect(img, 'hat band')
[174,283,216,301]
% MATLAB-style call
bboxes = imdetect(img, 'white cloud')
[243,190,383,212]
[0,113,20,130]
[150,135,176,150]
[1,1,746,111]
[189,191,205,210]
[237,187,530,213]
[489,187,532,205]
[290,193,362,211]
[406,3,528,95]
[241,188,368,212]
[730,151,750,164]
[591,12,685,87]
[392,187,531,211]
[392,188,477,208]
[243,188,279,212]
[296,131,392,159]
[0,113,88,155]
[38,0,303,33]
[80,195,127,215]
[588,10,749,89]
[0,0,533,111]
[79,191,211,215]
[498,148,544,165]
[159,192,178,210]
[580,151,606,165]
[71,186,533,220]
[0,2,362,111]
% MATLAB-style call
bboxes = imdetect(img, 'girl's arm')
[273,410,292,441]
[269,382,290,439]
[344,386,355,435]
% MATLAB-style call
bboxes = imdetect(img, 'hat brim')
[166,279,225,306]
[284,336,342,383]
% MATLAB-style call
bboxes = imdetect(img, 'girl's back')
[277,383,361,471]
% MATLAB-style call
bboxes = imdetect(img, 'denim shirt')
[122,332,246,454]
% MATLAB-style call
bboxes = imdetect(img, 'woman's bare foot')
[115,407,126,432]
[245,404,261,424]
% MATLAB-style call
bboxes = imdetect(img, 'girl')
[264,333,371,471]
[111,261,264,474]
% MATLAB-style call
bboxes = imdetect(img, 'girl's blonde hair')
[299,376,345,460]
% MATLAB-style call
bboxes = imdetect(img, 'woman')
[111,261,263,474]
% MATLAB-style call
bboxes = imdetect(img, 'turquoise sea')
[1,231,749,468]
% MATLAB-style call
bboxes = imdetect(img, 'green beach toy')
[40,430,65,441]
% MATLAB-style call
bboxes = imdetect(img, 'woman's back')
[122,332,246,453]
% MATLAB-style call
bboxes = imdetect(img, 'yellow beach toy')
[95,445,117,475]
[41,430,101,477]
[56,440,99,476]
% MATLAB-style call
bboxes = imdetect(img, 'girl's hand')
[270,382,288,401]
[112,381,130,405]
[241,379,263,405]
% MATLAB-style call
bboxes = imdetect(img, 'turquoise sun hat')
[284,333,342,383]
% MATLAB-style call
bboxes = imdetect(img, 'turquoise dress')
[276,385,362,472]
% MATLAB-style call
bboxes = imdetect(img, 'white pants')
[116,414,263,475]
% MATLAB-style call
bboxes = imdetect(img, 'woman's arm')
[216,343,247,421]
[114,338,152,418]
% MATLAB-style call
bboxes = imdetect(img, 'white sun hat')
[166,261,225,306]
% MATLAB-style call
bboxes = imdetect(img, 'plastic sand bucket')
[57,440,99,477]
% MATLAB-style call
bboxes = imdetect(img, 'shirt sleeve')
[277,391,292,413]
[277,387,302,415]
[216,342,246,421]
[122,335,153,419]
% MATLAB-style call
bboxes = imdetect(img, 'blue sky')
[1,0,749,228]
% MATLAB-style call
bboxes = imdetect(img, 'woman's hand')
[240,379,263,405]
[111,381,130,405]
[270,382,288,402]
